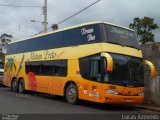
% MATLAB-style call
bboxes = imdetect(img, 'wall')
[141,42,160,105]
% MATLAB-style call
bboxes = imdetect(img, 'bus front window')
[104,53,144,87]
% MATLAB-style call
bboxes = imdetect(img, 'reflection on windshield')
[103,24,140,49]
[104,53,144,87]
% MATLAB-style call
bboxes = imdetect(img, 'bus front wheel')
[18,79,25,93]
[65,83,78,104]
[11,79,18,92]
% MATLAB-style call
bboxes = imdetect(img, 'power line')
[0,3,42,8]
[36,0,101,35]
[0,0,17,15]
[0,0,9,11]
[57,0,101,25]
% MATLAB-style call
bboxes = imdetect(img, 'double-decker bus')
[3,21,156,104]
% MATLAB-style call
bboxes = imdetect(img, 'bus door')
[87,59,103,102]
[79,55,104,102]
[87,53,113,102]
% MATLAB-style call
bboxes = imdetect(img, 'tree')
[129,17,159,44]
[0,52,5,62]
[0,33,13,53]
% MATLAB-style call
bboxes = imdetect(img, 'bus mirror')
[101,53,113,72]
[143,60,156,77]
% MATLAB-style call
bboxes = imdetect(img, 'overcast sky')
[0,0,159,42]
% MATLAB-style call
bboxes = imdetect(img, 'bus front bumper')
[104,94,144,104]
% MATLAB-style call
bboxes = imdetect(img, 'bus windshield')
[102,24,140,49]
[104,53,144,87]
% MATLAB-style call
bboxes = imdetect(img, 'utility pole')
[43,0,47,33]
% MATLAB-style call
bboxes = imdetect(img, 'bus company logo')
[30,50,56,60]
[31,52,42,60]
[87,34,96,41]
[81,28,94,35]
[81,28,96,41]
[110,26,134,37]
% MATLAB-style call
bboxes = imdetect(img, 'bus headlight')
[138,92,144,96]
[106,90,119,95]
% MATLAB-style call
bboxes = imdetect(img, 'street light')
[30,20,48,24]
[30,19,48,34]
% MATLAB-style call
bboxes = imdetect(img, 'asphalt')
[0,86,160,120]
[0,86,159,114]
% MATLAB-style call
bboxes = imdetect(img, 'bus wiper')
[107,81,115,84]
[107,41,124,47]
[126,45,140,50]
[120,82,128,86]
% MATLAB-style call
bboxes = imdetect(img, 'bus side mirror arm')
[101,52,113,72]
[143,60,156,78]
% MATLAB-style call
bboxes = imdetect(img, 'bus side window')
[60,65,67,76]
[41,61,53,76]
[53,60,67,77]
[90,60,101,82]
[25,63,30,74]
[25,60,67,77]
[29,62,41,75]
[79,57,90,79]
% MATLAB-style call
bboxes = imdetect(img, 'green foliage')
[0,33,13,53]
[0,53,5,62]
[129,17,159,44]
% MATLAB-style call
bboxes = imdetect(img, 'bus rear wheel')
[65,84,78,104]
[18,79,25,93]
[11,79,18,92]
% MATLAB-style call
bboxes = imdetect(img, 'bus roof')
[9,21,134,44]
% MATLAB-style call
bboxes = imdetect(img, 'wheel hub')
[68,89,76,98]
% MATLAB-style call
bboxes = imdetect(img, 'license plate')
[126,99,132,102]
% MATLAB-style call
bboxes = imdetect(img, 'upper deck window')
[6,24,101,55]
[102,24,140,49]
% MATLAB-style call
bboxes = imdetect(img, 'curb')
[130,105,160,113]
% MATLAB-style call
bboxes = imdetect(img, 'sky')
[0,0,159,42]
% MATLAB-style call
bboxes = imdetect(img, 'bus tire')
[18,79,25,94]
[65,83,78,104]
[11,78,18,92]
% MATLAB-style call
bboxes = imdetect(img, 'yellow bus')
[3,21,156,104]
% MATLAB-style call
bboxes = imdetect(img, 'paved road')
[0,87,159,114]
